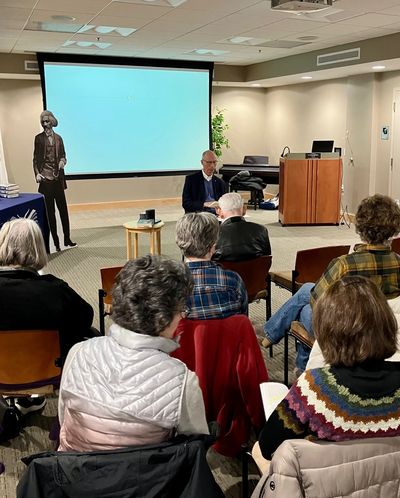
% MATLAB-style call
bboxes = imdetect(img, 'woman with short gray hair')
[176,213,248,319]
[58,255,209,452]
[0,218,94,415]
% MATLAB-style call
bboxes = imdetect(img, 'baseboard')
[68,197,181,212]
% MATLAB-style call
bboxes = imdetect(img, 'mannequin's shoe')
[64,239,77,247]
[55,246,61,252]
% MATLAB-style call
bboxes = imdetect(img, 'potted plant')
[211,108,230,158]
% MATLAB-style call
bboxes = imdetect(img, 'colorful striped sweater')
[259,361,400,460]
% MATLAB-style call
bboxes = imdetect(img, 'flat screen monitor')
[37,53,213,179]
[311,140,334,153]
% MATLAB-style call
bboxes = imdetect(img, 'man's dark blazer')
[182,171,227,213]
[33,131,67,189]
[213,216,271,262]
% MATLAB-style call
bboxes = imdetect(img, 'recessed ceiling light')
[251,83,261,87]
[228,36,254,44]
[63,40,112,49]
[297,35,318,41]
[51,15,76,22]
[301,76,313,79]
[186,49,229,56]
[78,25,136,37]
[372,65,386,70]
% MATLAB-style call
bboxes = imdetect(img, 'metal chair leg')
[241,443,249,498]
[284,330,289,386]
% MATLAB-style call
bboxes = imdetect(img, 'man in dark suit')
[33,110,75,252]
[213,192,271,261]
[182,150,227,213]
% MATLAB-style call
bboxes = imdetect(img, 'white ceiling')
[1,0,400,83]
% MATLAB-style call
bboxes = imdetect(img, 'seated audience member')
[213,192,271,261]
[58,255,209,452]
[182,150,227,213]
[176,212,248,319]
[0,218,94,414]
[259,194,400,373]
[259,276,400,460]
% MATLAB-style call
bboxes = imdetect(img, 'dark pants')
[38,179,70,247]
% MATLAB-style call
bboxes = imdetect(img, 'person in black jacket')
[182,150,227,213]
[0,218,95,414]
[33,110,75,252]
[213,192,271,261]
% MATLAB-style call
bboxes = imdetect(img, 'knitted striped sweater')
[259,361,400,459]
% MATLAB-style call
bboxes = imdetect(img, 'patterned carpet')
[0,211,359,497]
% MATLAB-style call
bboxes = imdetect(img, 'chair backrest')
[0,329,61,392]
[253,437,400,498]
[172,315,268,457]
[100,266,123,306]
[392,237,400,254]
[99,266,123,335]
[243,155,269,165]
[17,436,224,498]
[294,245,351,284]
[218,255,272,302]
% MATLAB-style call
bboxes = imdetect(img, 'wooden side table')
[123,221,165,260]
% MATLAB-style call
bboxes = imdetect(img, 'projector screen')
[37,53,213,180]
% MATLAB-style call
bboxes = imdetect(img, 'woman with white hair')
[0,218,94,413]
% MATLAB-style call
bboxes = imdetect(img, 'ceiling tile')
[100,2,171,19]
[340,13,400,28]
[334,0,400,11]
[0,0,36,6]
[35,0,110,15]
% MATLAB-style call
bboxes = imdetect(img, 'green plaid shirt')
[310,244,400,307]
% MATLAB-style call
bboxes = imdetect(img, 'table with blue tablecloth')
[0,193,50,251]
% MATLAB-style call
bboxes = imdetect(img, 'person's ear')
[242,204,247,216]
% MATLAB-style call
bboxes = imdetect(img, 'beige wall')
[2,73,400,211]
[212,87,266,164]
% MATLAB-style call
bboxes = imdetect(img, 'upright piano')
[219,164,279,184]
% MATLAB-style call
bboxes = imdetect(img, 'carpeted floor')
[0,207,359,497]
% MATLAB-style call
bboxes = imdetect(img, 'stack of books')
[137,217,155,228]
[0,183,20,198]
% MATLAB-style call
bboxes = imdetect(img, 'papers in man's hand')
[260,382,289,421]
[204,201,219,208]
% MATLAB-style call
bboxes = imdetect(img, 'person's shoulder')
[245,220,267,231]
[186,170,202,178]
[39,273,71,289]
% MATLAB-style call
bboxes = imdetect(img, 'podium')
[279,153,342,225]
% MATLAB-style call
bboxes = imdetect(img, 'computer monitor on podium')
[311,140,334,153]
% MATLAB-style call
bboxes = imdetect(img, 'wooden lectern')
[279,153,342,225]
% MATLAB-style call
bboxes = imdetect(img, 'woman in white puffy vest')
[58,255,209,452]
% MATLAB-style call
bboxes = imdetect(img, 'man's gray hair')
[176,212,219,258]
[202,149,214,160]
[0,218,48,270]
[40,110,58,127]
[219,192,243,213]
[111,255,193,337]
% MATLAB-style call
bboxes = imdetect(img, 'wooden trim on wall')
[68,197,181,212]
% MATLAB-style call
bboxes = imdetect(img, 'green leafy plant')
[211,108,230,158]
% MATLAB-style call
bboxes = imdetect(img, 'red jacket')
[172,315,268,456]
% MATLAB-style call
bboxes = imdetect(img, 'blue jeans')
[264,283,314,371]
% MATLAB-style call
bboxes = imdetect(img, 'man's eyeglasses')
[202,160,218,165]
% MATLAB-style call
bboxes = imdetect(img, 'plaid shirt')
[310,243,400,307]
[186,260,248,320]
